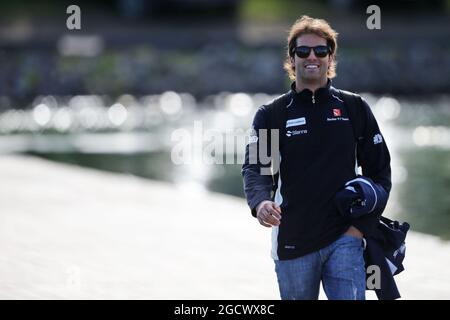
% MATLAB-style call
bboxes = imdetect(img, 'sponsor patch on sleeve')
[373,133,383,144]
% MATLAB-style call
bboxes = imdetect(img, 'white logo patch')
[286,129,308,137]
[248,135,258,144]
[286,117,306,128]
[248,128,258,144]
[373,133,383,144]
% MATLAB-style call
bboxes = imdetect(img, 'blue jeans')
[274,234,366,300]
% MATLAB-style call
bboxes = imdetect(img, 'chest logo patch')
[327,108,349,122]
[286,129,308,137]
[333,108,341,117]
[286,117,306,128]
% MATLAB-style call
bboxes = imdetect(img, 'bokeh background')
[0,0,449,299]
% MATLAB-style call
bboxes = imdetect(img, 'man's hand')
[256,200,282,228]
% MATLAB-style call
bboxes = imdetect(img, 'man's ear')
[290,57,295,69]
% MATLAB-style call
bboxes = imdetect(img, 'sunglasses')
[293,45,330,58]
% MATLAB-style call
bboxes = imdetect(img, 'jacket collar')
[289,79,334,105]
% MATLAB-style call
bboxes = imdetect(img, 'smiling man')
[242,16,392,300]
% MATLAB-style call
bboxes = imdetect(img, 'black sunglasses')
[293,45,330,58]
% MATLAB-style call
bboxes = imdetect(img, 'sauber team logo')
[333,108,341,117]
[327,108,349,122]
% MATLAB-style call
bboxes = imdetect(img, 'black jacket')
[242,81,392,260]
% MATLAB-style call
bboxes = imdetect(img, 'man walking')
[242,16,392,300]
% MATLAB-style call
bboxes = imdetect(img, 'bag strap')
[338,89,366,167]
[338,89,365,143]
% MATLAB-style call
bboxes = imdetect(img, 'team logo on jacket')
[373,133,383,144]
[333,108,341,117]
[327,107,349,122]
[247,128,258,144]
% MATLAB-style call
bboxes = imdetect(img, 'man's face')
[292,33,331,84]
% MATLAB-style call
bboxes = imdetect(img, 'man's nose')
[306,50,317,59]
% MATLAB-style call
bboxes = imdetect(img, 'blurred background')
[0,0,449,299]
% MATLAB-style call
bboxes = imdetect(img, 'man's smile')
[304,63,320,70]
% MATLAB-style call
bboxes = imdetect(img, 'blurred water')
[0,92,449,239]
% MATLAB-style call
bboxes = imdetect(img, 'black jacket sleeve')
[351,97,392,236]
[241,106,274,217]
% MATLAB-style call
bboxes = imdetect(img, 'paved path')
[0,155,449,299]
